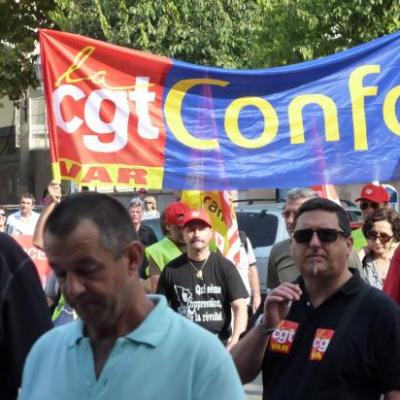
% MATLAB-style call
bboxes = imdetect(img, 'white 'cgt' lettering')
[52,77,159,153]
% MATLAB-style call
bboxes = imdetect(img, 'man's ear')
[126,241,143,275]
[346,235,354,255]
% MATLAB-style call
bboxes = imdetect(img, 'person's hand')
[262,282,302,329]
[46,181,61,204]
[42,181,61,206]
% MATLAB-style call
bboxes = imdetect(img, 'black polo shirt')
[262,270,400,400]
[137,224,158,278]
[137,224,157,247]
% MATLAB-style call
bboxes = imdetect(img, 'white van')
[236,204,289,292]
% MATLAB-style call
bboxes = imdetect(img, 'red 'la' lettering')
[81,167,112,183]
[118,168,147,184]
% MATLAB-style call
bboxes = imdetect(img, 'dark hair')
[362,208,400,242]
[294,197,351,236]
[159,210,168,236]
[44,192,138,259]
[20,193,36,205]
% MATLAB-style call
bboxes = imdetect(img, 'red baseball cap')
[355,184,389,203]
[165,202,190,226]
[182,209,212,228]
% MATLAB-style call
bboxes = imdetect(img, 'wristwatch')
[255,314,276,336]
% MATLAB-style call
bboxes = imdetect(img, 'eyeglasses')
[365,230,393,244]
[293,228,346,244]
[359,201,379,211]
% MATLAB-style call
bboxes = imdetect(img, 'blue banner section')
[162,31,400,190]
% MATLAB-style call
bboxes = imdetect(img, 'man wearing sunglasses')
[352,183,389,251]
[232,198,400,400]
[267,188,361,289]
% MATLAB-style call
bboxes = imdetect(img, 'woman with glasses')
[143,195,160,219]
[361,208,400,289]
[0,206,6,233]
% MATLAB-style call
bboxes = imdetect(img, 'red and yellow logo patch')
[309,328,335,361]
[268,320,299,354]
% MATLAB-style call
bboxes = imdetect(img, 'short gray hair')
[286,187,319,202]
[129,197,144,209]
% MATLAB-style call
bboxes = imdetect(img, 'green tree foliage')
[0,0,55,102]
[255,0,400,67]
[50,0,262,68]
[1,0,399,102]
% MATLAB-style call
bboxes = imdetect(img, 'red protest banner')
[12,235,51,288]
[40,29,172,189]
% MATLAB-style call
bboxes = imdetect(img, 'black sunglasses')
[293,228,346,244]
[365,230,393,244]
[360,201,379,211]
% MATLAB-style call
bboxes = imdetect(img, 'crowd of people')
[1,182,400,399]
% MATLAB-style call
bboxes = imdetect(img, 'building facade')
[0,89,51,205]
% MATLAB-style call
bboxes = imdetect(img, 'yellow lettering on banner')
[56,159,164,188]
[383,86,400,135]
[164,78,229,150]
[225,97,278,149]
[349,65,380,151]
[288,95,339,144]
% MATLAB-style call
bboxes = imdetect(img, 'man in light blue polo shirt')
[20,192,245,400]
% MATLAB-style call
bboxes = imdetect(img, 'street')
[245,374,262,400]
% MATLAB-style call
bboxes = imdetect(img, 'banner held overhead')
[39,29,400,190]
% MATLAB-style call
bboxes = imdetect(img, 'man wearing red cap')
[353,183,390,251]
[157,209,248,349]
[145,202,190,292]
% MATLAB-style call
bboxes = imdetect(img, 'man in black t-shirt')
[128,197,158,278]
[232,198,400,400]
[157,209,248,349]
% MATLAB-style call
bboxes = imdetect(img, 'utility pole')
[18,92,30,195]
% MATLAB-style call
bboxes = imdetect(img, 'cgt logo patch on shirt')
[268,320,299,354]
[309,328,335,361]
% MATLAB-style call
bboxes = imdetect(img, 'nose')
[63,273,85,299]
[285,212,295,232]
[309,231,322,247]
